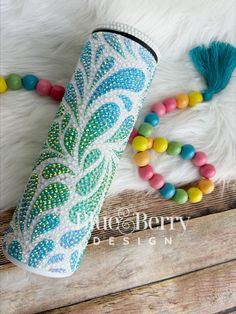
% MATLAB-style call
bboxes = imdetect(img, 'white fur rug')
[0,0,235,210]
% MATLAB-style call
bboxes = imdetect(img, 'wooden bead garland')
[0,74,65,102]
[0,74,217,204]
[130,93,216,204]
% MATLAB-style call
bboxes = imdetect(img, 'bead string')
[129,94,216,204]
[0,74,65,101]
[0,73,216,204]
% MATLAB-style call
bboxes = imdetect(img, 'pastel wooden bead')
[147,137,154,149]
[151,102,166,117]
[176,93,189,109]
[22,74,38,90]
[6,73,22,90]
[187,187,203,203]
[138,122,153,137]
[0,76,7,93]
[132,136,148,151]
[133,151,150,167]
[191,151,207,167]
[139,165,154,180]
[128,129,138,144]
[172,188,188,204]
[50,85,65,101]
[149,173,165,189]
[36,79,52,96]
[180,144,196,160]
[188,91,203,107]
[198,179,215,194]
[160,183,176,199]
[153,137,168,153]
[199,164,216,178]
[167,141,182,156]
[144,112,160,127]
[163,98,177,112]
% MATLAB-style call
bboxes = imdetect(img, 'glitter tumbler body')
[3,24,158,277]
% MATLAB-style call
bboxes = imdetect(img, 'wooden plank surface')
[0,209,235,314]
[0,183,235,265]
[45,260,236,314]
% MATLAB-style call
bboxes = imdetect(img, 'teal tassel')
[189,41,236,101]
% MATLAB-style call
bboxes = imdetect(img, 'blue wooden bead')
[144,112,160,127]
[22,74,39,90]
[180,144,196,160]
[160,183,176,199]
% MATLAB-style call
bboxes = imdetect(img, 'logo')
[76,208,190,246]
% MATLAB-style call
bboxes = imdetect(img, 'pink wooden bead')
[163,98,177,113]
[199,164,216,178]
[192,151,207,167]
[138,165,154,181]
[128,128,138,144]
[151,102,166,117]
[36,79,52,96]
[149,173,165,189]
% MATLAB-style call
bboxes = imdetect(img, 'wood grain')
[0,183,235,265]
[44,260,236,314]
[0,209,235,314]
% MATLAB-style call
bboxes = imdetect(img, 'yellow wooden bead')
[176,93,189,109]
[132,136,148,151]
[0,76,8,93]
[198,179,214,194]
[187,187,203,203]
[153,137,168,153]
[147,137,153,149]
[188,91,203,107]
[133,151,150,167]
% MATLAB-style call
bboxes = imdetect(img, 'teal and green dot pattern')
[3,29,156,277]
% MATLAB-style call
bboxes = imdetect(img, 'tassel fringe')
[189,41,236,101]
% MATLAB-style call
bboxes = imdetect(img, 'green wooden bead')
[138,122,153,137]
[6,74,22,90]
[172,188,188,204]
[167,141,182,156]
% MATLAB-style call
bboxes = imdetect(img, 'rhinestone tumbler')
[3,23,158,277]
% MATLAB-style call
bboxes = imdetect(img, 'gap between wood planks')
[215,307,236,314]
[41,260,236,314]
[0,209,235,314]
[0,183,235,265]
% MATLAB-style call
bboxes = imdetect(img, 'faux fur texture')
[0,0,235,210]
